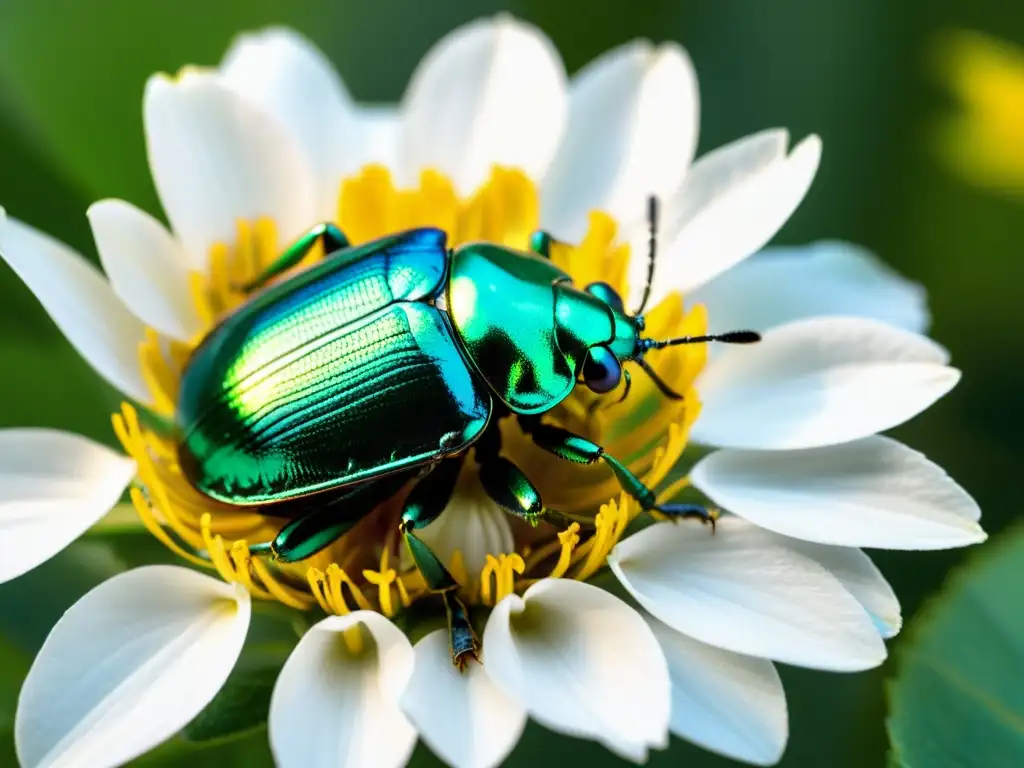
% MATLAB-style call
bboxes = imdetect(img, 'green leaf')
[888,527,1024,767]
[182,644,289,744]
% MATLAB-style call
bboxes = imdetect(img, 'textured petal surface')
[690,241,930,335]
[542,40,699,241]
[220,27,355,218]
[0,212,150,402]
[608,518,887,671]
[693,317,960,450]
[643,131,821,303]
[144,70,316,265]
[270,612,416,768]
[400,16,567,193]
[0,429,135,584]
[691,437,984,549]
[483,578,669,762]
[88,199,201,341]
[16,566,249,768]
[648,617,787,766]
[402,630,526,768]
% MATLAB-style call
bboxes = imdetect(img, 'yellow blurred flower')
[935,29,1024,194]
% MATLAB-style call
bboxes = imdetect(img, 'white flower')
[0,14,983,768]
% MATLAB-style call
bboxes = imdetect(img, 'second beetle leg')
[239,222,350,293]
[398,458,480,666]
[478,453,591,529]
[266,474,412,562]
[518,416,716,530]
[474,416,588,528]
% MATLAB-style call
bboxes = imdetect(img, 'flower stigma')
[113,164,711,644]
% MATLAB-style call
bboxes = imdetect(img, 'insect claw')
[654,503,717,533]
[453,645,480,672]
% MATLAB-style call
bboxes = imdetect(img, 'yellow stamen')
[306,567,364,654]
[479,553,526,605]
[363,548,401,618]
[548,524,582,579]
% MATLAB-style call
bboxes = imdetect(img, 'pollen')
[114,163,709,620]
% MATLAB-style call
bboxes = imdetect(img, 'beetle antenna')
[641,330,761,350]
[634,195,658,316]
[635,358,684,400]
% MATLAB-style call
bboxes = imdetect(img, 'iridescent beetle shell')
[176,228,639,506]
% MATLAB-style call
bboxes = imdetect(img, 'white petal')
[608,517,886,671]
[693,316,960,450]
[350,105,401,174]
[0,429,135,584]
[775,539,902,638]
[269,612,416,768]
[483,578,669,762]
[16,566,250,768]
[690,241,930,335]
[402,630,526,768]
[88,199,201,341]
[691,436,984,550]
[400,15,568,193]
[541,40,699,241]
[644,132,821,302]
[220,27,356,219]
[647,617,787,766]
[416,468,514,578]
[144,70,316,266]
[0,213,150,402]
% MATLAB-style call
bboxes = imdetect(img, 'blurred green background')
[0,0,1020,766]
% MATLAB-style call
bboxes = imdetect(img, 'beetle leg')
[266,474,411,563]
[237,222,350,293]
[517,416,716,531]
[472,418,589,528]
[475,453,590,528]
[398,458,480,667]
[443,590,479,671]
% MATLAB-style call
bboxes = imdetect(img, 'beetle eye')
[582,346,622,394]
[585,281,624,312]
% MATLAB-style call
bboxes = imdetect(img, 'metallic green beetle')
[176,199,758,664]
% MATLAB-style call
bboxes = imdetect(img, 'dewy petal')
[647,616,787,766]
[402,630,526,768]
[144,69,316,266]
[482,578,670,762]
[16,566,250,768]
[0,211,150,403]
[646,131,821,303]
[400,15,568,194]
[0,429,135,584]
[691,436,985,550]
[608,517,887,671]
[269,611,416,768]
[689,240,930,335]
[219,27,357,219]
[693,316,961,450]
[88,199,201,341]
[541,40,699,242]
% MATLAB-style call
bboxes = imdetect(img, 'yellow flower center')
[112,166,708,619]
